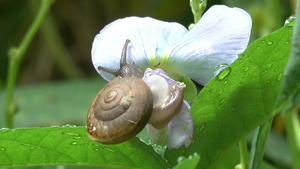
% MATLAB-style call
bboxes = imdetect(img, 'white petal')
[165,5,252,85]
[92,16,187,81]
[146,124,168,145]
[167,100,193,149]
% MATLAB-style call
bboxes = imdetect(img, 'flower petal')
[167,100,193,149]
[92,17,187,81]
[146,124,168,145]
[164,5,252,85]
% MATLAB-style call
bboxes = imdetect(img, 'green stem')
[286,109,300,169]
[239,138,249,169]
[4,0,55,128]
[189,0,207,24]
[29,1,84,79]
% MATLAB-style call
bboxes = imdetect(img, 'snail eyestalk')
[98,39,143,78]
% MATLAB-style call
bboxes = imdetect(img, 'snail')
[86,39,153,144]
[87,39,186,145]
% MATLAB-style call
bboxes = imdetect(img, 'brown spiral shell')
[86,77,153,144]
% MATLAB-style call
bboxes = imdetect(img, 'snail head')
[98,39,143,78]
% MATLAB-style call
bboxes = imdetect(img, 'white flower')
[91,5,252,149]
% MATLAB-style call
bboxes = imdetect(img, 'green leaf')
[249,119,273,169]
[277,17,300,112]
[172,153,200,169]
[0,127,169,168]
[165,23,292,168]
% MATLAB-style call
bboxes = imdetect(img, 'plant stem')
[189,0,207,24]
[239,138,249,169]
[4,0,55,128]
[286,109,300,169]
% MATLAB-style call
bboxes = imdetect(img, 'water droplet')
[219,97,226,105]
[217,67,231,80]
[0,128,10,133]
[261,40,266,44]
[177,156,185,163]
[71,141,78,145]
[198,122,207,132]
[214,63,228,76]
[243,66,250,72]
[223,80,228,85]
[218,90,223,95]
[50,125,60,128]
[267,41,273,46]
[208,89,214,94]
[62,124,77,128]
[256,46,260,49]
[274,68,279,72]
[103,147,115,152]
[93,143,100,147]
[266,80,271,84]
[0,147,6,151]
[267,63,273,69]
[277,73,283,81]
[284,15,296,26]
[62,132,79,136]
[73,136,81,140]
[94,148,99,151]
[20,143,35,149]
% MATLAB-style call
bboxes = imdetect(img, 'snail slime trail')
[87,39,153,144]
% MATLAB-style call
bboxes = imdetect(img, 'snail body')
[87,39,153,144]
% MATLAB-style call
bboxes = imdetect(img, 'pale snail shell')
[87,39,153,144]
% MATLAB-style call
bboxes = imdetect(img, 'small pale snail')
[87,39,186,145]
[87,39,153,144]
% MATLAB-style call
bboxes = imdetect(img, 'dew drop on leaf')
[177,156,185,163]
[277,73,283,81]
[284,15,296,26]
[0,128,10,133]
[62,131,79,136]
[94,148,99,151]
[73,136,82,140]
[261,40,266,44]
[219,97,226,105]
[267,41,273,46]
[267,63,273,69]
[216,67,231,80]
[274,68,279,72]
[0,147,6,151]
[266,80,271,84]
[218,90,223,95]
[103,147,115,152]
[223,80,228,85]
[243,66,250,72]
[93,143,100,147]
[71,141,78,145]
[214,63,229,77]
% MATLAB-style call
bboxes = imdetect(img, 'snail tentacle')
[98,39,143,78]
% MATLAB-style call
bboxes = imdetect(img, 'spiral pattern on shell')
[86,77,153,144]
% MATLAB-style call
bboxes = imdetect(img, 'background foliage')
[0,0,298,168]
